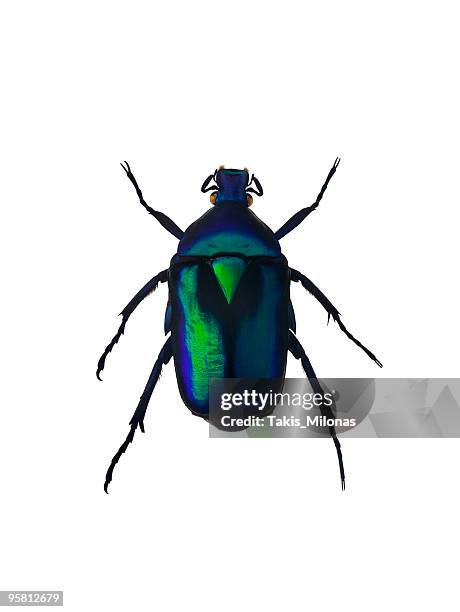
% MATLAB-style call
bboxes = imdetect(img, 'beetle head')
[201,166,263,207]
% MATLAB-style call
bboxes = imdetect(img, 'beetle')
[97,159,382,492]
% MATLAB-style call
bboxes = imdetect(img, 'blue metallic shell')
[168,200,290,417]
[178,202,280,256]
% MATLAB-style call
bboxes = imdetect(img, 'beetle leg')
[104,337,173,493]
[288,331,345,490]
[275,158,340,239]
[290,268,383,368]
[120,161,184,239]
[96,270,168,380]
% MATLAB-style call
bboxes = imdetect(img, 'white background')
[1,1,459,611]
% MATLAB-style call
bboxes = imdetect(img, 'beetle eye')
[246,194,253,207]
[210,192,217,205]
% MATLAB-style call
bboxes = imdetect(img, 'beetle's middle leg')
[96,269,168,380]
[290,268,383,368]
[104,337,173,493]
[288,331,345,490]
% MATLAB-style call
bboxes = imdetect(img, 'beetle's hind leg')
[288,331,345,490]
[104,337,173,493]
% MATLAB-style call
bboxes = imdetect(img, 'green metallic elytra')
[211,257,247,303]
[176,265,225,407]
[170,253,289,416]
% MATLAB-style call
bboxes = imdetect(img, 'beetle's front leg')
[96,269,168,380]
[275,158,340,239]
[121,162,184,239]
[290,268,383,368]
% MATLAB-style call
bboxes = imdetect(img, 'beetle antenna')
[201,172,218,193]
[246,174,263,196]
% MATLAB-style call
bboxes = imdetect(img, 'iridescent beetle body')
[170,169,288,416]
[98,161,382,491]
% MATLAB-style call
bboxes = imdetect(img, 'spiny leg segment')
[120,161,184,239]
[104,337,173,493]
[290,268,382,368]
[288,331,345,490]
[275,158,340,240]
[96,270,168,380]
